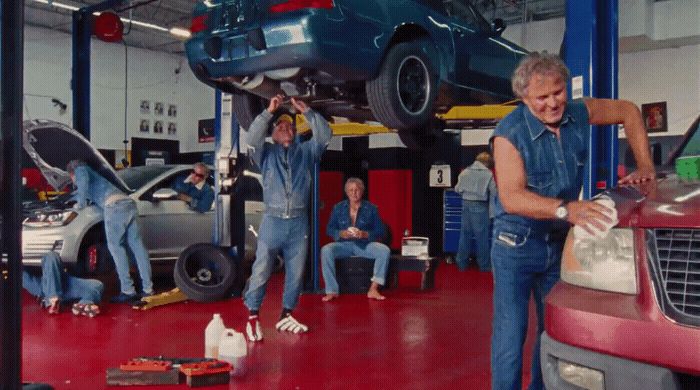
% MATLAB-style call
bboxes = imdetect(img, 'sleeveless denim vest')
[491,100,590,235]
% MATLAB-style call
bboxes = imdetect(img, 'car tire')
[76,233,114,276]
[174,243,237,302]
[366,38,439,132]
[232,91,266,130]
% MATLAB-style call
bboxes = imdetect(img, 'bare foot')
[47,297,60,314]
[322,293,338,302]
[367,289,385,300]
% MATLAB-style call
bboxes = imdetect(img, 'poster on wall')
[140,100,150,114]
[154,102,164,116]
[642,102,667,133]
[168,122,177,135]
[154,120,164,134]
[198,118,215,143]
[168,104,177,118]
[139,119,150,132]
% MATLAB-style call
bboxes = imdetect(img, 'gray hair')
[511,52,570,99]
[344,177,365,193]
[194,162,210,176]
[66,159,85,174]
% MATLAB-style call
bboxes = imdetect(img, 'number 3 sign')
[429,164,451,187]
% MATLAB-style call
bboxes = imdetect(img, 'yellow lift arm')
[294,103,517,136]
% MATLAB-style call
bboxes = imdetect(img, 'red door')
[319,171,345,247]
[368,170,412,251]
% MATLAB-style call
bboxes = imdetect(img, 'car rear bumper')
[186,15,375,83]
[541,332,685,390]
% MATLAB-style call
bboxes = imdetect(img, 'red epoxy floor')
[22,264,537,389]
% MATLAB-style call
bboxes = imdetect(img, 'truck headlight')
[561,228,637,294]
[23,210,78,228]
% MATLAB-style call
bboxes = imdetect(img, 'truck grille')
[650,229,700,325]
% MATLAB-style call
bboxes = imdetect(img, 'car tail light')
[190,14,208,34]
[269,0,334,13]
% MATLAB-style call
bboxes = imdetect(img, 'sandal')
[72,303,100,318]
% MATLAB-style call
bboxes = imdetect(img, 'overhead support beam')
[564,0,619,199]
[1,0,25,388]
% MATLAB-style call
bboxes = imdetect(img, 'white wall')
[24,25,215,155]
[461,15,700,145]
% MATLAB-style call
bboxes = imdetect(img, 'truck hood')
[22,119,131,194]
[609,173,700,228]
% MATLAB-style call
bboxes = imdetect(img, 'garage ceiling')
[23,0,566,55]
[25,0,195,54]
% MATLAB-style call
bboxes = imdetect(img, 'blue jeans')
[490,222,562,390]
[104,199,153,295]
[22,252,104,305]
[457,200,491,271]
[244,215,309,311]
[320,241,391,294]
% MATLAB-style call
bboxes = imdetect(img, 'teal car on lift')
[185,0,527,143]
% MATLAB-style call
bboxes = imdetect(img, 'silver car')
[21,120,263,276]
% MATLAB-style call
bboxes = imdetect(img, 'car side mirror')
[492,18,506,35]
[152,188,178,201]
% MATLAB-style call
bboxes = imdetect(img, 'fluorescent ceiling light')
[33,0,79,11]
[32,0,187,38]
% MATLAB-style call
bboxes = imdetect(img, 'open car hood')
[22,119,131,194]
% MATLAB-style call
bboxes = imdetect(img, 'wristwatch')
[555,200,569,221]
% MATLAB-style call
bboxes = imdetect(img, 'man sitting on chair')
[321,178,390,301]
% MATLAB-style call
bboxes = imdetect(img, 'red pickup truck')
[541,115,700,390]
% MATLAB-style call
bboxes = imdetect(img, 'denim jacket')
[455,160,495,202]
[172,176,215,213]
[73,165,124,211]
[326,200,385,248]
[244,109,332,218]
[491,100,590,233]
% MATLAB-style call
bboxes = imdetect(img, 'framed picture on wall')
[154,120,164,134]
[139,119,150,132]
[168,122,177,135]
[168,104,177,118]
[140,100,150,115]
[154,102,164,116]
[642,101,667,133]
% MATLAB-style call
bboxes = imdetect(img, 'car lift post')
[564,0,619,199]
[1,0,25,388]
[72,0,127,139]
[214,92,246,294]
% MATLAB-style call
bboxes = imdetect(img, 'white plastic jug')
[204,313,226,358]
[218,328,247,376]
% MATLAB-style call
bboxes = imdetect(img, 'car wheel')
[174,243,237,302]
[232,91,266,130]
[76,234,114,276]
[366,38,439,131]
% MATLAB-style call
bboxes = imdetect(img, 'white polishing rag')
[572,195,619,240]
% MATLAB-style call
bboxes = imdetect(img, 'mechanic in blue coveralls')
[67,160,153,304]
[172,162,215,213]
[242,94,331,342]
[490,52,655,390]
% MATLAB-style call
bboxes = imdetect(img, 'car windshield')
[673,118,700,161]
[445,0,492,32]
[117,165,173,190]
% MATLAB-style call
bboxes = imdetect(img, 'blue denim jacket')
[245,109,332,218]
[454,160,496,202]
[491,100,590,233]
[172,177,215,213]
[73,165,124,211]
[326,200,386,248]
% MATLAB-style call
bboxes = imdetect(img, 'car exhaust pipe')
[216,74,283,100]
